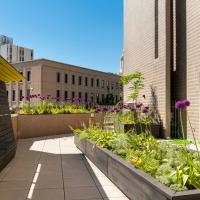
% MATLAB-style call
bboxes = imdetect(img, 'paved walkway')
[0,135,129,200]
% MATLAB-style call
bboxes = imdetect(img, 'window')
[19,72,23,82]
[79,76,82,85]
[79,92,82,99]
[27,71,31,81]
[155,0,159,58]
[72,91,75,99]
[102,94,105,103]
[64,91,68,99]
[27,89,30,97]
[65,74,68,83]
[96,79,99,87]
[12,90,15,101]
[31,51,33,60]
[57,72,60,83]
[6,90,8,97]
[107,81,110,90]
[111,82,114,90]
[85,92,88,102]
[116,95,118,103]
[102,80,105,88]
[91,78,94,87]
[56,90,60,99]
[96,93,99,104]
[90,93,94,102]
[85,77,88,86]
[116,83,119,90]
[19,90,23,100]
[72,75,75,85]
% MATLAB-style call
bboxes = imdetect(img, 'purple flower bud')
[175,101,186,109]
[103,107,108,112]
[183,99,190,107]
[142,108,149,113]
[136,102,143,108]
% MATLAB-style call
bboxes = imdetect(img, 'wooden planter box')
[12,113,103,139]
[74,135,200,200]
[114,121,161,138]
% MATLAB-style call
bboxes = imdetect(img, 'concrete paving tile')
[65,186,102,200]
[31,188,64,200]
[64,176,95,187]
[0,189,28,200]
[62,167,91,178]
[35,178,63,189]
[0,180,31,190]
[3,168,35,181]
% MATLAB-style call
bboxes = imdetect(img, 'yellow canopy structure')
[0,55,25,83]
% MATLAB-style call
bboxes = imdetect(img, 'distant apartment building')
[0,35,34,63]
[6,59,122,107]
[123,0,200,140]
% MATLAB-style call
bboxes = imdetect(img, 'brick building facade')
[123,0,200,139]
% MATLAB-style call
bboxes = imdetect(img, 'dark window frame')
[155,0,159,59]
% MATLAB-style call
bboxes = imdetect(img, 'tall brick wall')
[123,0,171,137]
[0,82,16,171]
[186,1,200,140]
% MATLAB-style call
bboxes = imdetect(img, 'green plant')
[74,124,200,191]
[121,71,144,101]
[18,101,92,115]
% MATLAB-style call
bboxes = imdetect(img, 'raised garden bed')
[114,121,161,138]
[12,113,103,139]
[74,135,200,200]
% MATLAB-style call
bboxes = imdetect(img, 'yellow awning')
[0,56,25,83]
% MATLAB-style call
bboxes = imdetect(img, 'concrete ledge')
[74,135,200,200]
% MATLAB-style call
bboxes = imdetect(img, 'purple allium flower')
[37,94,41,97]
[102,107,108,112]
[95,108,101,113]
[142,107,149,113]
[136,102,143,108]
[175,101,186,109]
[183,99,190,107]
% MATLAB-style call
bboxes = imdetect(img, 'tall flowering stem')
[187,115,200,160]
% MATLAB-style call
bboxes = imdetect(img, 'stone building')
[7,59,122,107]
[0,35,34,63]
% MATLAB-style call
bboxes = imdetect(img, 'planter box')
[74,135,200,200]
[114,121,160,138]
[12,113,103,139]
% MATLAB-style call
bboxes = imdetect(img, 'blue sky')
[0,0,123,73]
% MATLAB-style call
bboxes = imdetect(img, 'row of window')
[8,89,30,101]
[56,90,119,103]
[6,46,33,62]
[8,89,119,103]
[56,72,120,90]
